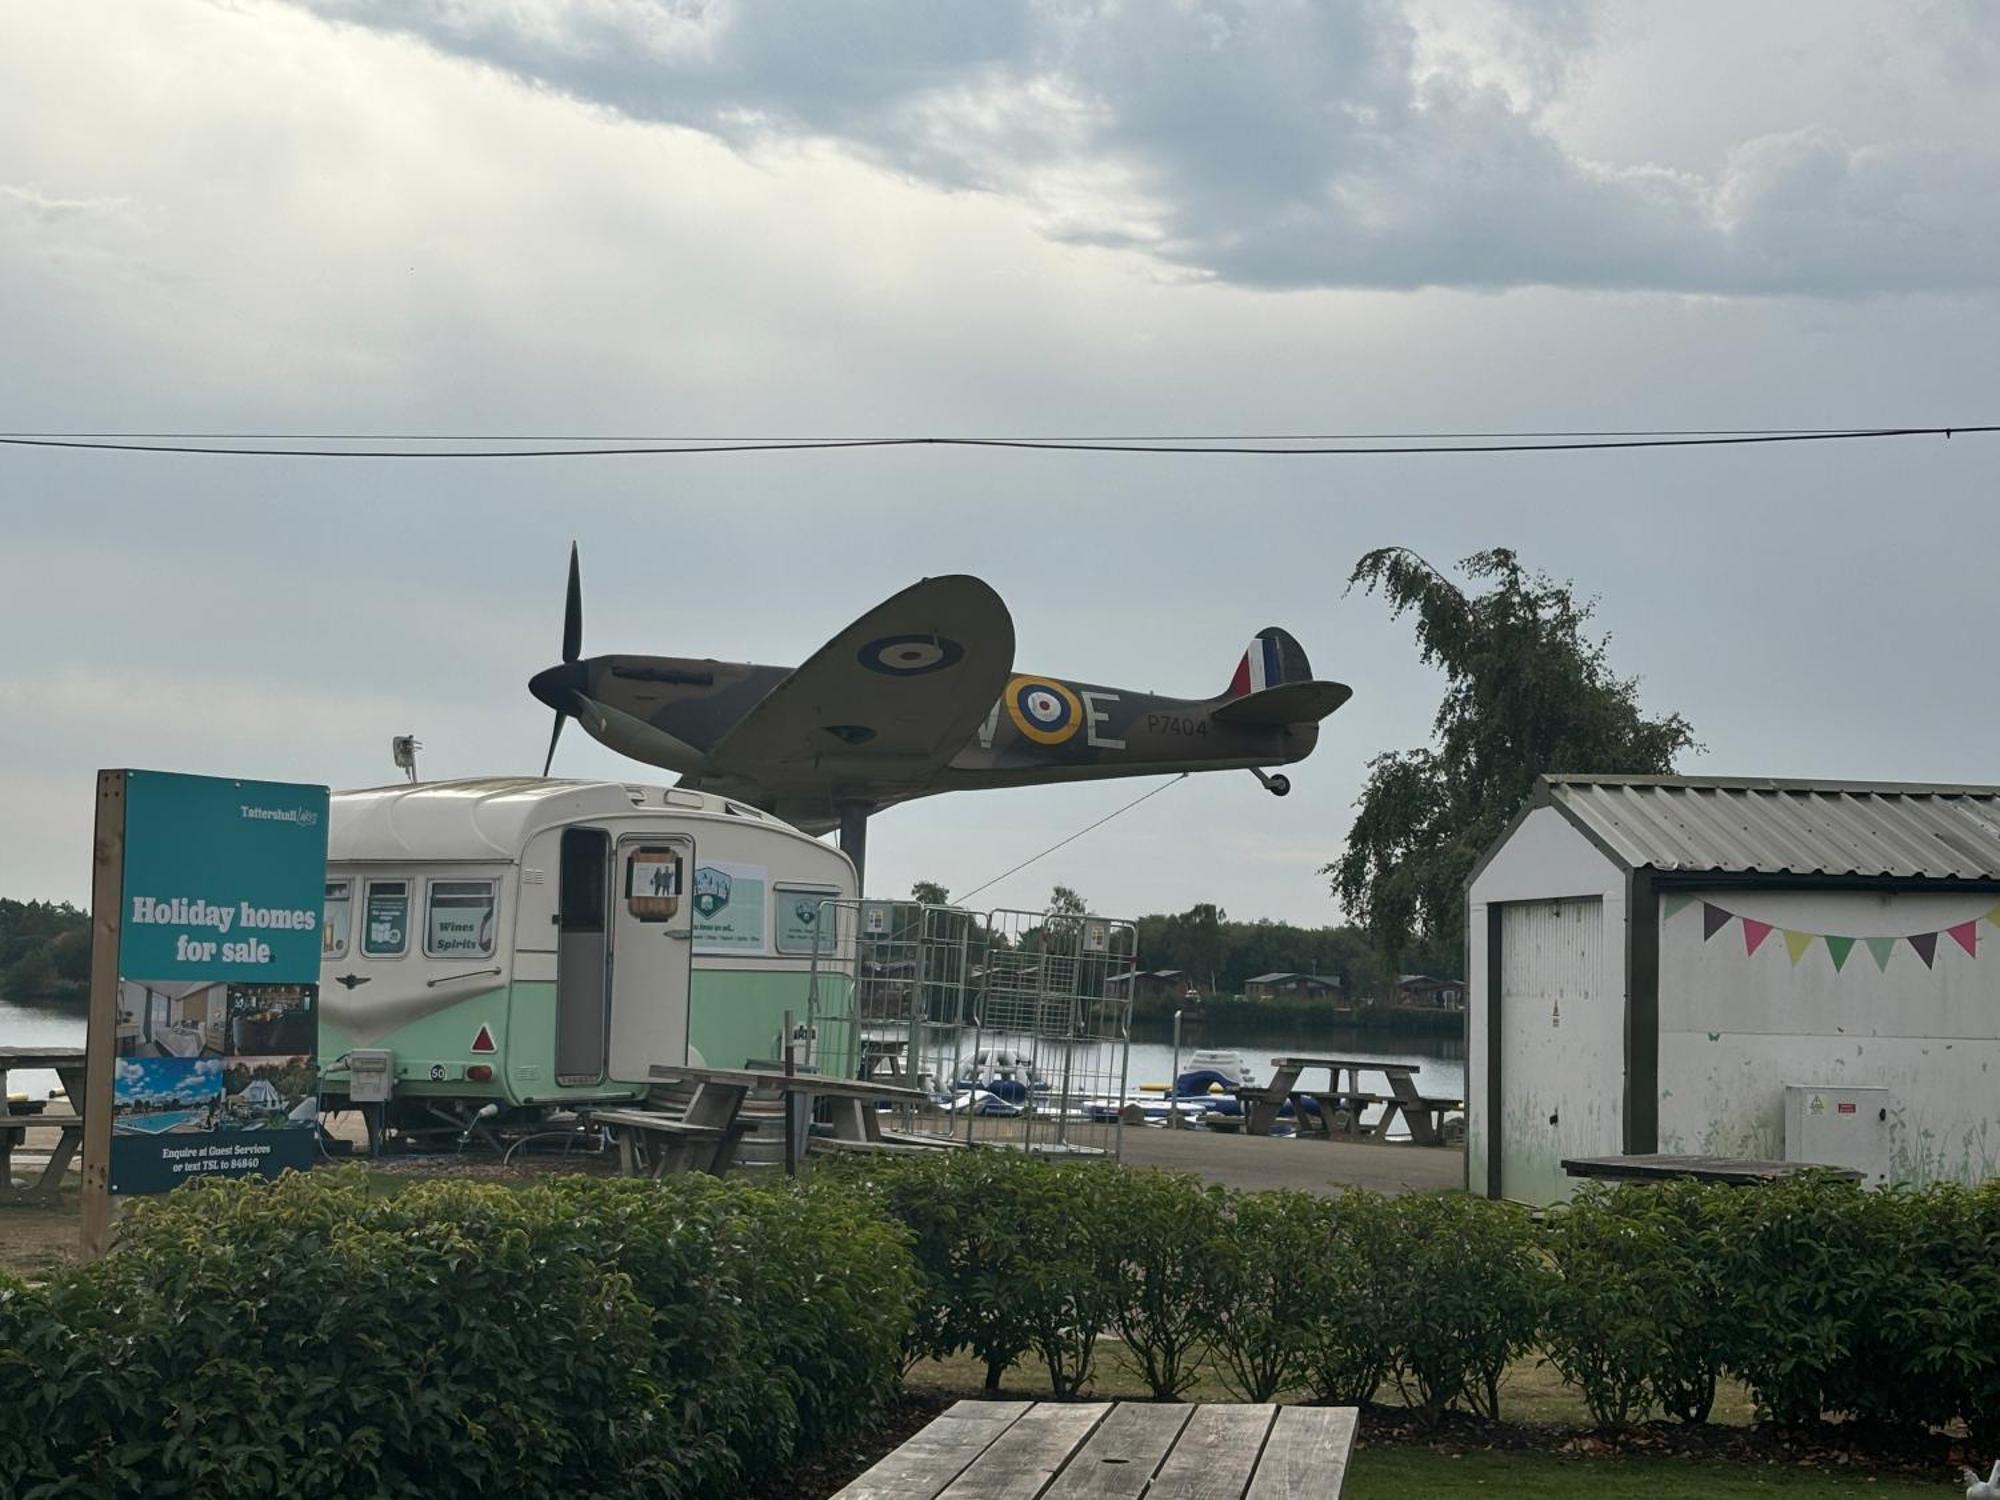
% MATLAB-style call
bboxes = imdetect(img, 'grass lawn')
[899,1347,1950,1499]
[1344,1449,1941,1498]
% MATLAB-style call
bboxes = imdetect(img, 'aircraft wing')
[695,575,1015,794]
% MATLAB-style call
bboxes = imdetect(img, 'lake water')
[1,995,1466,1113]
[0,995,87,1100]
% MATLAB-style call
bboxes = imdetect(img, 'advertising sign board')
[83,770,330,1233]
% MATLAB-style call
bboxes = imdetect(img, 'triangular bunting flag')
[1743,918,1775,956]
[1663,892,1695,920]
[1824,935,1856,973]
[1702,903,1731,941]
[1986,902,2000,929]
[1865,936,1896,972]
[1907,931,1938,969]
[1782,929,1815,965]
[1948,921,1978,958]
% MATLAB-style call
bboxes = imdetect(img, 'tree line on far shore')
[0,899,89,1009]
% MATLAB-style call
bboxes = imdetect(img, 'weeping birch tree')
[1328,547,1696,968]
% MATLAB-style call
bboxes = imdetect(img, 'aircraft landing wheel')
[1266,774,1291,797]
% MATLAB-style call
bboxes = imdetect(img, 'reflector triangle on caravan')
[471,1024,497,1054]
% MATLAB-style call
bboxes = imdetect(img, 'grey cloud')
[215,2,2000,294]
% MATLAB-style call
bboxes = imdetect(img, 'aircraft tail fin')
[1215,628,1351,726]
[1224,627,1313,698]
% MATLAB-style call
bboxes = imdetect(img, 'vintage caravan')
[316,777,855,1135]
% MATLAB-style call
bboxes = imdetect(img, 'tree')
[910,879,950,906]
[1328,547,1695,967]
[1046,885,1087,917]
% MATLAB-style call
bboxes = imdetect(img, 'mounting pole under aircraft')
[836,803,871,891]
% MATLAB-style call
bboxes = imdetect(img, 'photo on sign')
[226,983,316,1055]
[113,1055,223,1135]
[116,979,227,1059]
[220,1055,316,1130]
[626,847,683,922]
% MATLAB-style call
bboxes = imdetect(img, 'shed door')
[1499,897,1615,1204]
[606,834,695,1083]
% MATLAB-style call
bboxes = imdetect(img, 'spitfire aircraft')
[529,548,1351,878]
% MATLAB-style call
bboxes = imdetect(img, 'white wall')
[1468,805,1624,1200]
[1658,887,2000,1186]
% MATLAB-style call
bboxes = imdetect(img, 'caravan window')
[774,885,840,955]
[426,880,498,958]
[362,880,410,958]
[323,880,352,959]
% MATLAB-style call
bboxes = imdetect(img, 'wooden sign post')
[79,771,126,1260]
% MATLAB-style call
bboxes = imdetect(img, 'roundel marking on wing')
[1005,676,1082,745]
[858,633,966,676]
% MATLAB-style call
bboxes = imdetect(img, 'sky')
[2,1,1997,928]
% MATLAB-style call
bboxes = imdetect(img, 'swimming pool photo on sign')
[111,1054,223,1135]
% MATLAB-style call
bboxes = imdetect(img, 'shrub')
[1718,1171,1884,1428]
[860,1150,1125,1397]
[1536,1184,1712,1432]
[1382,1193,1546,1423]
[864,1150,1037,1388]
[1010,1162,1126,1397]
[0,1169,913,1500]
[1203,1189,1326,1401]
[1297,1191,1399,1407]
[1103,1170,1228,1399]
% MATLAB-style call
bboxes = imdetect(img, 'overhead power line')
[0,426,1990,459]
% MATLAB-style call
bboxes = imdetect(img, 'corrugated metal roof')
[1542,775,2000,881]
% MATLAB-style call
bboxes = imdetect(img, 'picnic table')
[0,1047,88,1207]
[1562,1153,1864,1187]
[832,1400,1356,1500]
[639,1063,941,1172]
[1246,1056,1462,1146]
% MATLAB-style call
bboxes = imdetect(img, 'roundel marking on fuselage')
[1005,676,1082,745]
[858,633,966,676]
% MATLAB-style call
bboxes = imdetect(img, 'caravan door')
[606,834,695,1083]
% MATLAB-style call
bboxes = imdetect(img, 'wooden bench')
[880,1128,966,1151]
[0,1049,88,1207]
[591,1108,738,1178]
[812,1136,950,1158]
[830,1400,1356,1499]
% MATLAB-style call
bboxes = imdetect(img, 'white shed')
[1468,774,2000,1205]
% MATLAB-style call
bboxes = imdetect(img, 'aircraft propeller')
[532,543,585,776]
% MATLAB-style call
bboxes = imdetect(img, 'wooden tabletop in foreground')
[831,1400,1358,1500]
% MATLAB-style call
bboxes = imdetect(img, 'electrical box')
[1784,1084,1890,1189]
[348,1049,396,1104]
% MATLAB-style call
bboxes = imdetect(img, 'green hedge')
[853,1153,2000,1439]
[0,1170,915,1500]
[6,1152,1994,1491]
[850,1154,1545,1421]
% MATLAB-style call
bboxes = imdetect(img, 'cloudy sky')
[3,1,1997,926]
